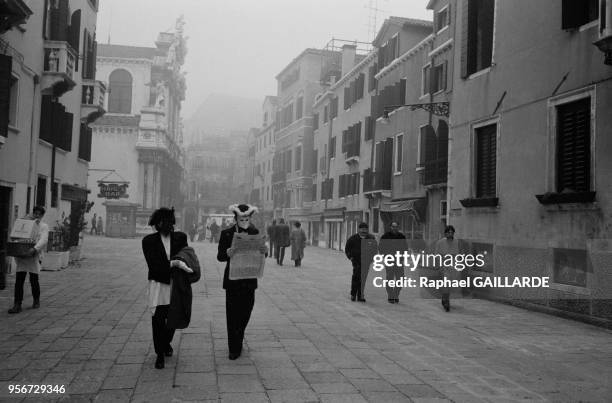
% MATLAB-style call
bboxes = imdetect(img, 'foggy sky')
[96,0,432,119]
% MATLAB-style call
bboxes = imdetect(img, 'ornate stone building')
[87,19,187,234]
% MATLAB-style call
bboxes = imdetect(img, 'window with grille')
[475,123,497,198]
[556,97,591,193]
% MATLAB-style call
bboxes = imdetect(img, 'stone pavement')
[0,235,611,402]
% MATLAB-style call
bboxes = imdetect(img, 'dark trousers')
[225,289,255,355]
[276,246,286,264]
[385,266,404,300]
[294,258,301,267]
[350,260,363,298]
[14,272,40,304]
[152,305,175,356]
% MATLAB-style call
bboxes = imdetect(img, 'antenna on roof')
[366,0,387,43]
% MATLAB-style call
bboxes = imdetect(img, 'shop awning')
[323,207,346,221]
[380,198,426,218]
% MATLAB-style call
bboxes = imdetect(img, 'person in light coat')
[290,221,306,267]
[8,206,49,314]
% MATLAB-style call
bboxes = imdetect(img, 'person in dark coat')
[275,218,290,266]
[142,207,192,369]
[168,246,201,329]
[210,221,220,243]
[345,222,378,302]
[379,222,407,304]
[267,220,277,259]
[217,204,268,360]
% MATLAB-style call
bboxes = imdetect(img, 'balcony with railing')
[42,41,77,96]
[420,158,448,186]
[345,141,360,163]
[81,80,106,123]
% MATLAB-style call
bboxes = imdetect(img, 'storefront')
[323,207,345,250]
[104,201,139,238]
[380,198,426,239]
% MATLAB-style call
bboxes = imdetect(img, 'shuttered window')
[79,123,92,161]
[395,134,403,173]
[60,111,73,151]
[295,146,302,171]
[37,176,47,208]
[475,124,497,198]
[313,113,319,131]
[70,10,81,71]
[329,137,336,158]
[364,116,374,141]
[0,54,11,137]
[296,96,303,120]
[556,98,591,193]
[461,0,495,78]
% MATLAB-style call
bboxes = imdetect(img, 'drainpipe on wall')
[27,74,40,214]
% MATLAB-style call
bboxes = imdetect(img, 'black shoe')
[228,352,240,360]
[388,299,394,304]
[165,346,173,357]
[442,299,450,312]
[32,300,40,309]
[8,304,22,314]
[155,355,165,369]
[351,295,356,301]
[358,298,366,302]
[394,299,399,304]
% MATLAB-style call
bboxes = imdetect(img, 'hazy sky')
[97,0,432,118]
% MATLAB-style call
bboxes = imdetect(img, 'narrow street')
[1,235,611,402]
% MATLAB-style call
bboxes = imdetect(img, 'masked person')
[142,207,192,369]
[8,206,49,314]
[217,204,268,360]
[344,222,377,302]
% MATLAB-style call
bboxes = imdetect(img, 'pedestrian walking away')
[434,225,461,312]
[8,206,49,314]
[275,218,290,266]
[344,222,378,302]
[142,207,191,369]
[267,219,277,259]
[90,213,97,235]
[290,221,306,267]
[218,204,268,360]
[380,221,407,304]
[96,216,104,236]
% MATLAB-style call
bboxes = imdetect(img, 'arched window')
[108,69,132,114]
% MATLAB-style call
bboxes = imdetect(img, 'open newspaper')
[228,233,266,280]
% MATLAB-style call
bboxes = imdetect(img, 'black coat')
[345,233,378,265]
[142,231,188,284]
[217,225,259,291]
[276,224,290,247]
[168,246,201,329]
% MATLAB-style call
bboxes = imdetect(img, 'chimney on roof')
[341,44,357,77]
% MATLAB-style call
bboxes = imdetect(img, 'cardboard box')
[10,219,36,239]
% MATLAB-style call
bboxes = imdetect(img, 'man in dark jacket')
[142,207,189,369]
[267,220,277,259]
[380,222,407,304]
[275,218,290,266]
[345,222,378,302]
[218,204,268,360]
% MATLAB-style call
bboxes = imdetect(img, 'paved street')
[1,235,611,402]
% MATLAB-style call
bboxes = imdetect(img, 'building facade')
[1,0,103,268]
[447,0,612,320]
[88,20,186,235]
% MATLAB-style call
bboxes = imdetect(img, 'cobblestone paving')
[1,235,611,402]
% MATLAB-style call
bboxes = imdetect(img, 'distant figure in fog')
[380,222,407,304]
[90,213,97,235]
[434,225,461,312]
[188,223,197,242]
[267,220,277,259]
[290,221,306,267]
[275,218,290,266]
[345,222,377,302]
[210,221,220,243]
[97,216,104,236]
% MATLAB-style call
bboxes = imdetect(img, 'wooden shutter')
[436,120,449,160]
[0,55,12,138]
[556,98,590,192]
[460,0,470,78]
[50,0,70,41]
[476,124,497,198]
[39,95,53,143]
[383,138,393,188]
[344,87,349,110]
[562,0,586,29]
[61,111,73,151]
[69,10,81,71]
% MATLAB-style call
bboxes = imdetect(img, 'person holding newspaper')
[217,204,268,360]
